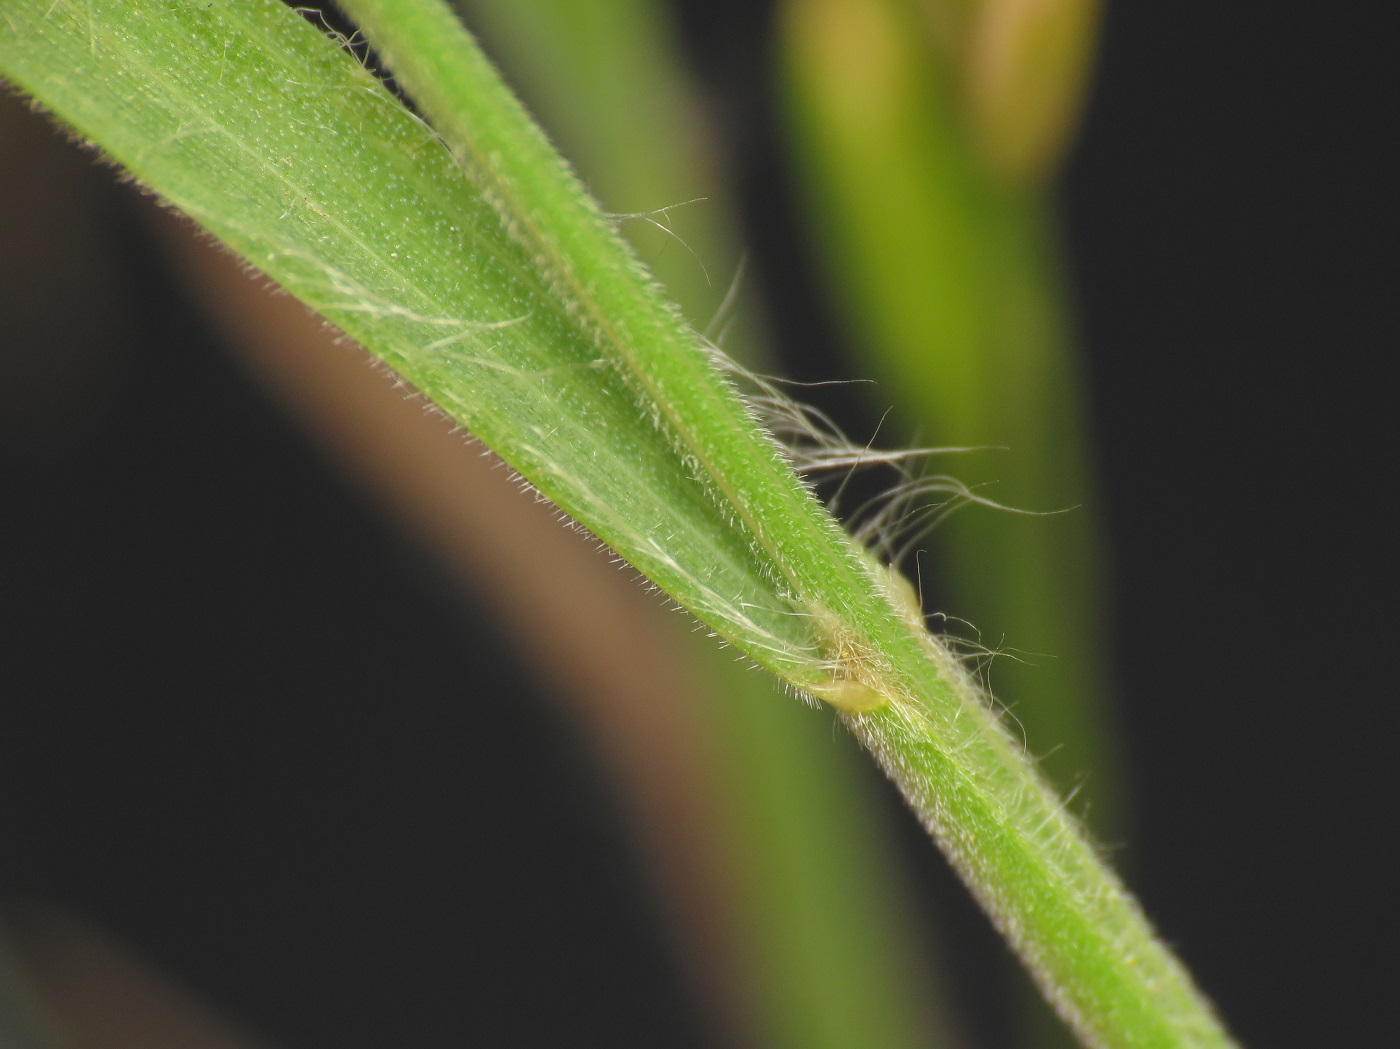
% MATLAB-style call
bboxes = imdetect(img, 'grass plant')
[0,0,1237,1045]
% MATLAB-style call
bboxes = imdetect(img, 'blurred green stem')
[782,0,1123,840]
[782,2,1122,1042]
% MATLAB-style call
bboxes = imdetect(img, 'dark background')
[2,1,1393,1046]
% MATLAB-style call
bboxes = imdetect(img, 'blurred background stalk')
[780,0,1120,1043]
[781,0,1121,849]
